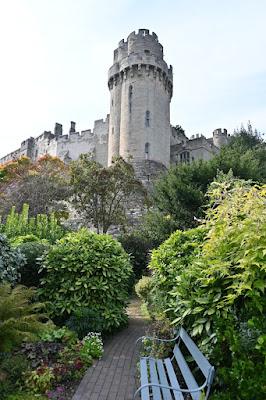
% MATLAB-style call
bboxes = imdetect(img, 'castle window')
[129,85,133,113]
[145,142,150,159]
[145,110,150,127]
[180,151,190,163]
[112,127,114,135]
[144,49,150,55]
[35,150,38,159]
[111,99,113,106]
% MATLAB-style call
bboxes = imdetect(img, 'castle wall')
[34,132,57,160]
[94,117,109,166]
[170,134,219,164]
[56,130,95,162]
[0,29,229,173]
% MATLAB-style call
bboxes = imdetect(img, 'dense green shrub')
[0,235,25,283]
[144,226,206,318]
[17,241,50,287]
[0,380,13,400]
[0,354,30,386]
[66,308,105,339]
[135,276,155,318]
[0,284,46,351]
[11,234,43,246]
[39,229,132,332]
[146,177,266,399]
[135,276,153,301]
[119,232,152,279]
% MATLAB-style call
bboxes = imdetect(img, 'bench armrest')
[135,334,179,346]
[134,334,179,359]
[133,380,207,399]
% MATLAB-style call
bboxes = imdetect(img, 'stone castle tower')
[107,29,173,171]
[0,28,228,169]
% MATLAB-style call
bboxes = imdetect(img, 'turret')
[107,29,173,170]
[69,121,76,134]
[213,128,228,148]
[54,122,63,136]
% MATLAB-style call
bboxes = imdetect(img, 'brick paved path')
[72,300,149,400]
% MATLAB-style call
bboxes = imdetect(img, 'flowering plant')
[46,385,66,400]
[81,332,104,359]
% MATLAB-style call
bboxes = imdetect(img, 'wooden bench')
[134,327,215,400]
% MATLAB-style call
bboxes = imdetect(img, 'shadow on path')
[72,298,149,400]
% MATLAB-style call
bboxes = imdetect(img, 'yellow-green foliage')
[147,176,266,399]
[0,204,65,243]
[145,226,206,319]
[135,276,153,301]
[0,284,47,351]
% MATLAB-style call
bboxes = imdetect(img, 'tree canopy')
[70,155,147,233]
[150,124,266,231]
[0,155,70,217]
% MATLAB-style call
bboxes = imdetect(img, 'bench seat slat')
[149,358,162,400]
[179,327,212,378]
[173,346,201,400]
[140,358,150,400]
[156,359,172,400]
[164,358,184,400]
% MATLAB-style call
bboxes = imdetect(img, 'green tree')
[150,124,266,231]
[0,155,70,217]
[70,155,146,233]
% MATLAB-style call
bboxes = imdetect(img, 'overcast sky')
[0,0,265,158]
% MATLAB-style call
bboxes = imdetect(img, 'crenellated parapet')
[109,29,173,98]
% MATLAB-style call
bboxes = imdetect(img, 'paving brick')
[72,315,148,400]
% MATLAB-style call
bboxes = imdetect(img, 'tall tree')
[70,155,147,233]
[0,155,70,217]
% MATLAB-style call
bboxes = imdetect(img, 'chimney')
[69,121,76,134]
[54,123,63,136]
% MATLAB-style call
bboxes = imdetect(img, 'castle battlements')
[0,29,228,175]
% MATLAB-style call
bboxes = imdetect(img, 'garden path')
[72,298,149,400]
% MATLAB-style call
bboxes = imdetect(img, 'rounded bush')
[17,241,49,287]
[146,226,206,318]
[135,276,153,301]
[0,235,25,284]
[119,233,152,279]
[39,229,132,332]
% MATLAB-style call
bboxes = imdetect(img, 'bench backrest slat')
[179,327,212,379]
[173,346,200,400]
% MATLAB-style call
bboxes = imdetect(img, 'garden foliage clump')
[0,204,65,243]
[138,175,266,400]
[0,235,25,284]
[39,228,132,332]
